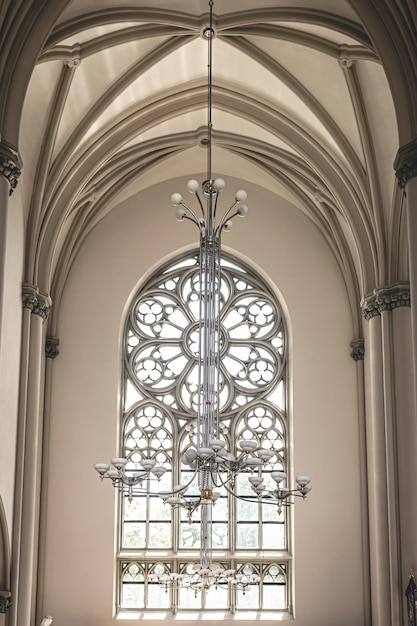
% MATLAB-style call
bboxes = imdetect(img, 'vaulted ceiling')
[8,0,410,336]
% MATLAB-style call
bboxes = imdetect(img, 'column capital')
[45,336,60,359]
[22,283,52,320]
[0,140,22,195]
[0,590,11,613]
[361,281,410,320]
[350,338,365,361]
[394,138,417,188]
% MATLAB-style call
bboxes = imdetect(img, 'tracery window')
[119,251,290,614]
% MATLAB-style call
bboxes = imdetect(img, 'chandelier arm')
[179,202,203,229]
[194,192,207,222]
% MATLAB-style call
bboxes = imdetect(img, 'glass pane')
[122,583,144,608]
[205,585,228,609]
[122,522,145,548]
[237,498,258,521]
[149,522,171,548]
[262,502,284,522]
[237,523,259,548]
[148,583,171,608]
[180,522,201,548]
[149,495,172,520]
[123,497,146,521]
[263,584,286,609]
[212,522,228,548]
[179,587,201,609]
[263,522,285,549]
[236,585,259,609]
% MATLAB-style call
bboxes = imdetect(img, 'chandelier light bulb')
[235,189,247,203]
[187,179,199,193]
[176,208,186,221]
[213,177,226,191]
[237,204,248,217]
[171,192,183,206]
[223,220,233,232]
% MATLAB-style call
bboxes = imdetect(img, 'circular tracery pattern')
[125,253,286,421]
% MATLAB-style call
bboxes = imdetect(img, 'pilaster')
[394,138,417,624]
[361,282,412,626]
[10,285,52,626]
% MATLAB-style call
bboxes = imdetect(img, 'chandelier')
[95,0,311,596]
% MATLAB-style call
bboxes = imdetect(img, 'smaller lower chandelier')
[149,565,260,597]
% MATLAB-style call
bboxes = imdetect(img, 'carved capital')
[361,281,411,320]
[0,140,22,195]
[22,283,52,320]
[394,138,417,188]
[46,336,60,359]
[0,590,11,613]
[350,338,365,361]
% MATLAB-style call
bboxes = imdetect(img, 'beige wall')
[41,178,364,625]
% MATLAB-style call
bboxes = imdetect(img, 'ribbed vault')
[2,1,411,339]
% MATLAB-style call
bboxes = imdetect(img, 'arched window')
[119,251,289,614]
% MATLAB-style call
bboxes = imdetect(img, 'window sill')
[115,610,294,622]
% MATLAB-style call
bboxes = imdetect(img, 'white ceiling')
[18,0,401,325]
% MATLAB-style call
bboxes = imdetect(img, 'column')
[394,139,417,620]
[362,283,412,626]
[10,285,52,626]
[350,338,371,626]
[0,140,22,623]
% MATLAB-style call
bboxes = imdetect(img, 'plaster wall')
[41,178,364,625]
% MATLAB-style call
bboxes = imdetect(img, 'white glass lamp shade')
[271,471,287,483]
[197,447,214,459]
[111,457,128,469]
[213,177,226,191]
[166,496,182,505]
[256,448,275,461]
[94,463,110,474]
[296,475,311,487]
[235,189,247,203]
[243,457,263,467]
[237,204,248,216]
[171,192,183,206]
[107,470,120,479]
[208,438,226,451]
[184,448,198,463]
[140,458,156,470]
[187,179,199,193]
[248,476,264,486]
[238,440,258,452]
[152,466,167,478]
[175,207,186,221]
